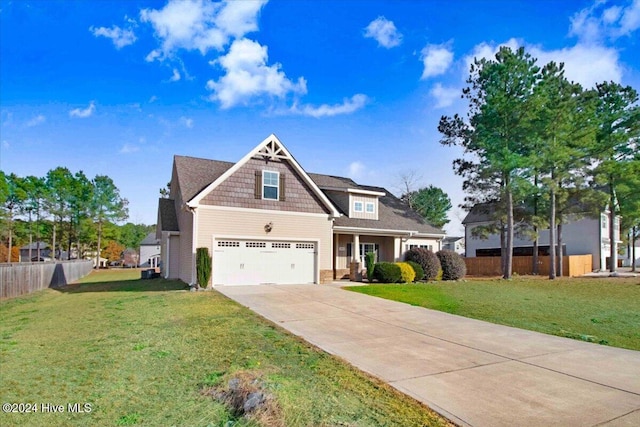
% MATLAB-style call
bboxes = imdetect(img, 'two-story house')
[157,134,445,286]
[463,202,621,271]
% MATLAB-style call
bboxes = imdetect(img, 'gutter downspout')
[189,206,198,287]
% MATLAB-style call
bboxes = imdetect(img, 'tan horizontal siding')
[196,207,333,270]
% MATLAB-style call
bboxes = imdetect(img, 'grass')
[346,276,640,351]
[0,269,449,427]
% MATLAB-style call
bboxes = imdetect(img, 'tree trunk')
[7,208,13,262]
[609,181,617,273]
[549,188,556,280]
[504,190,514,279]
[500,224,506,274]
[557,222,563,277]
[27,210,33,261]
[36,209,41,261]
[532,174,539,275]
[52,222,57,261]
[532,229,539,275]
[95,221,102,269]
[632,226,637,273]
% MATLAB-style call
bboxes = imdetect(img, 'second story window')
[263,171,279,200]
[366,202,375,213]
[354,201,363,212]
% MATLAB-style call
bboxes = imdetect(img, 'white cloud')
[290,94,368,118]
[464,38,622,88]
[347,161,365,180]
[140,0,267,60]
[119,143,140,154]
[169,68,181,81]
[69,101,96,118]
[529,43,622,88]
[206,38,307,108]
[364,16,402,48]
[149,95,158,103]
[430,84,459,109]
[462,38,521,76]
[90,25,136,49]
[570,0,640,42]
[180,116,194,128]
[25,114,46,127]
[420,43,454,79]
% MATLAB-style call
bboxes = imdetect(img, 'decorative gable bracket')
[257,139,288,161]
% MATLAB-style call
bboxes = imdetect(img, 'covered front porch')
[332,228,443,281]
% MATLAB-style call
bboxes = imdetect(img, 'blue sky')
[1,0,639,234]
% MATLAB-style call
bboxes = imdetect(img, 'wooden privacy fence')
[464,255,593,277]
[0,260,93,299]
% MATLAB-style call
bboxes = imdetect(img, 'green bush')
[196,247,212,288]
[405,261,424,281]
[395,262,416,283]
[436,250,466,280]
[365,252,376,282]
[373,262,402,283]
[405,248,441,280]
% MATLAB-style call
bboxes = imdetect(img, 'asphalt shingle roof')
[140,232,159,246]
[158,198,179,232]
[170,155,445,236]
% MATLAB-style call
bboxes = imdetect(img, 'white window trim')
[262,170,279,201]
[354,201,364,212]
[365,202,375,213]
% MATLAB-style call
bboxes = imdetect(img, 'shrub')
[405,261,424,281]
[436,249,466,280]
[365,252,376,282]
[196,247,212,288]
[405,247,441,280]
[395,262,416,283]
[373,262,402,283]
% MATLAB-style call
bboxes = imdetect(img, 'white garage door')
[213,239,316,285]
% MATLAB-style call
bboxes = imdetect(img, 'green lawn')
[346,276,640,351]
[0,270,449,427]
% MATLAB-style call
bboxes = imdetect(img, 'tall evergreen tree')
[533,62,599,278]
[439,46,540,279]
[593,82,640,272]
[2,173,27,262]
[91,175,128,268]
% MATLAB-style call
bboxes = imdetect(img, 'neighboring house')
[139,232,161,268]
[19,242,52,262]
[157,134,445,286]
[620,242,640,268]
[91,256,109,268]
[122,248,139,268]
[463,203,621,271]
[443,236,465,255]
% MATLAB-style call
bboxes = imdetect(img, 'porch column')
[334,233,340,279]
[394,237,402,261]
[350,234,362,281]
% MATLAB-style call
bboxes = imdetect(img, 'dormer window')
[354,201,363,212]
[366,202,375,213]
[263,171,279,200]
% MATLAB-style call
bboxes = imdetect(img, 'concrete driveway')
[216,284,640,427]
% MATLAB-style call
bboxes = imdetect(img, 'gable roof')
[183,134,340,217]
[140,232,160,246]
[167,135,445,236]
[174,156,234,203]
